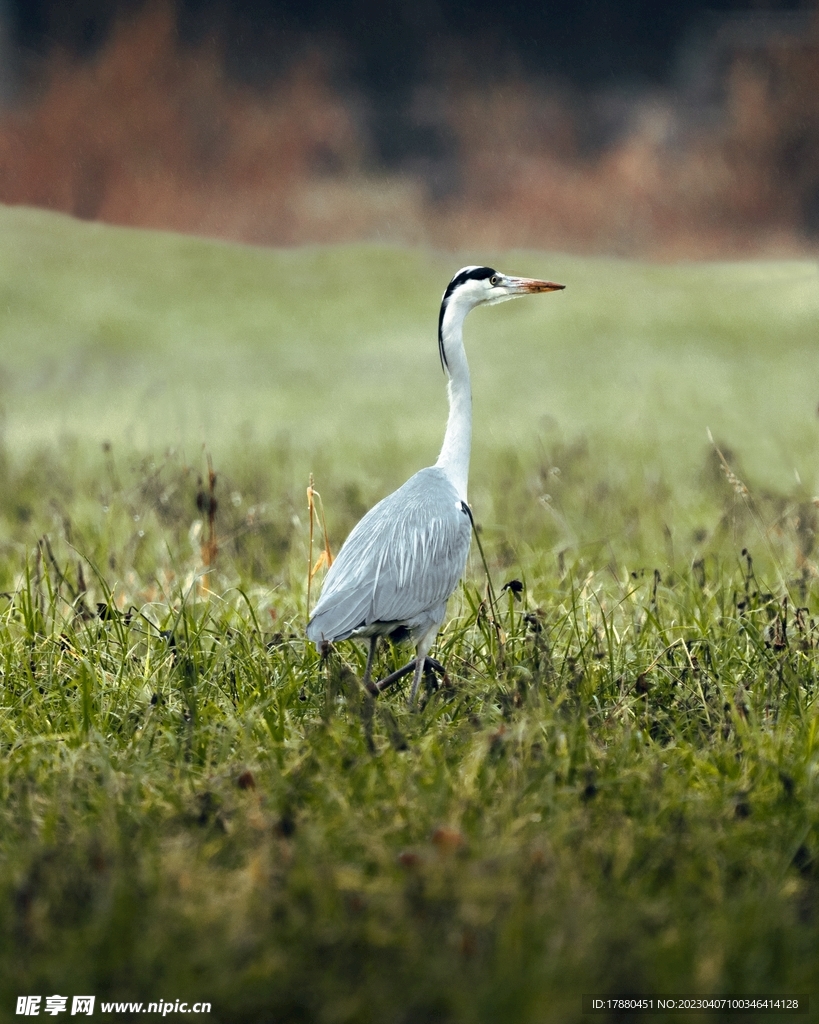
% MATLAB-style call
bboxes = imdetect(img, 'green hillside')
[1,204,817,497]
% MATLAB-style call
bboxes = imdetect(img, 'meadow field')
[0,204,818,1022]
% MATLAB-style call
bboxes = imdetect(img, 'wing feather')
[306,467,472,643]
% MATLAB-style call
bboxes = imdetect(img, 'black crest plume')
[437,267,496,372]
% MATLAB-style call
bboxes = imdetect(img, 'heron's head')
[443,266,565,312]
[438,266,564,370]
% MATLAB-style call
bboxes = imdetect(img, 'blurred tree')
[1,0,818,254]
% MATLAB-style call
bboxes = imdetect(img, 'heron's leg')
[408,628,437,707]
[368,651,447,698]
[363,636,378,688]
[408,660,426,707]
[368,658,415,695]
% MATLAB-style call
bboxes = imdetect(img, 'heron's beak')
[504,276,565,294]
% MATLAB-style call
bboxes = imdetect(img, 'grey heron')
[306,265,565,704]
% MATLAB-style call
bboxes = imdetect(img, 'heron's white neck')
[435,299,473,501]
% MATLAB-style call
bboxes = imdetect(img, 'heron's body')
[307,467,472,644]
[307,265,564,702]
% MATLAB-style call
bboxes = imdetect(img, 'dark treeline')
[9,0,810,89]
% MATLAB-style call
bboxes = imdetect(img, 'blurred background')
[0,0,818,258]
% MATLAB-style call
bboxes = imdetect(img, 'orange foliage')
[0,2,362,244]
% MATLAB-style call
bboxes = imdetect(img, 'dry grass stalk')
[306,474,333,619]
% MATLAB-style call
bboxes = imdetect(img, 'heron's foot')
[408,655,446,709]
[367,657,448,697]
[423,657,450,687]
[366,659,416,696]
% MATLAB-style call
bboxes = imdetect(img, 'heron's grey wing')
[306,467,472,643]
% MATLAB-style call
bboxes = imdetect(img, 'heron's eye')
[490,274,500,286]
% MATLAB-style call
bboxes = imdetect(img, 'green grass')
[0,205,818,1022]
